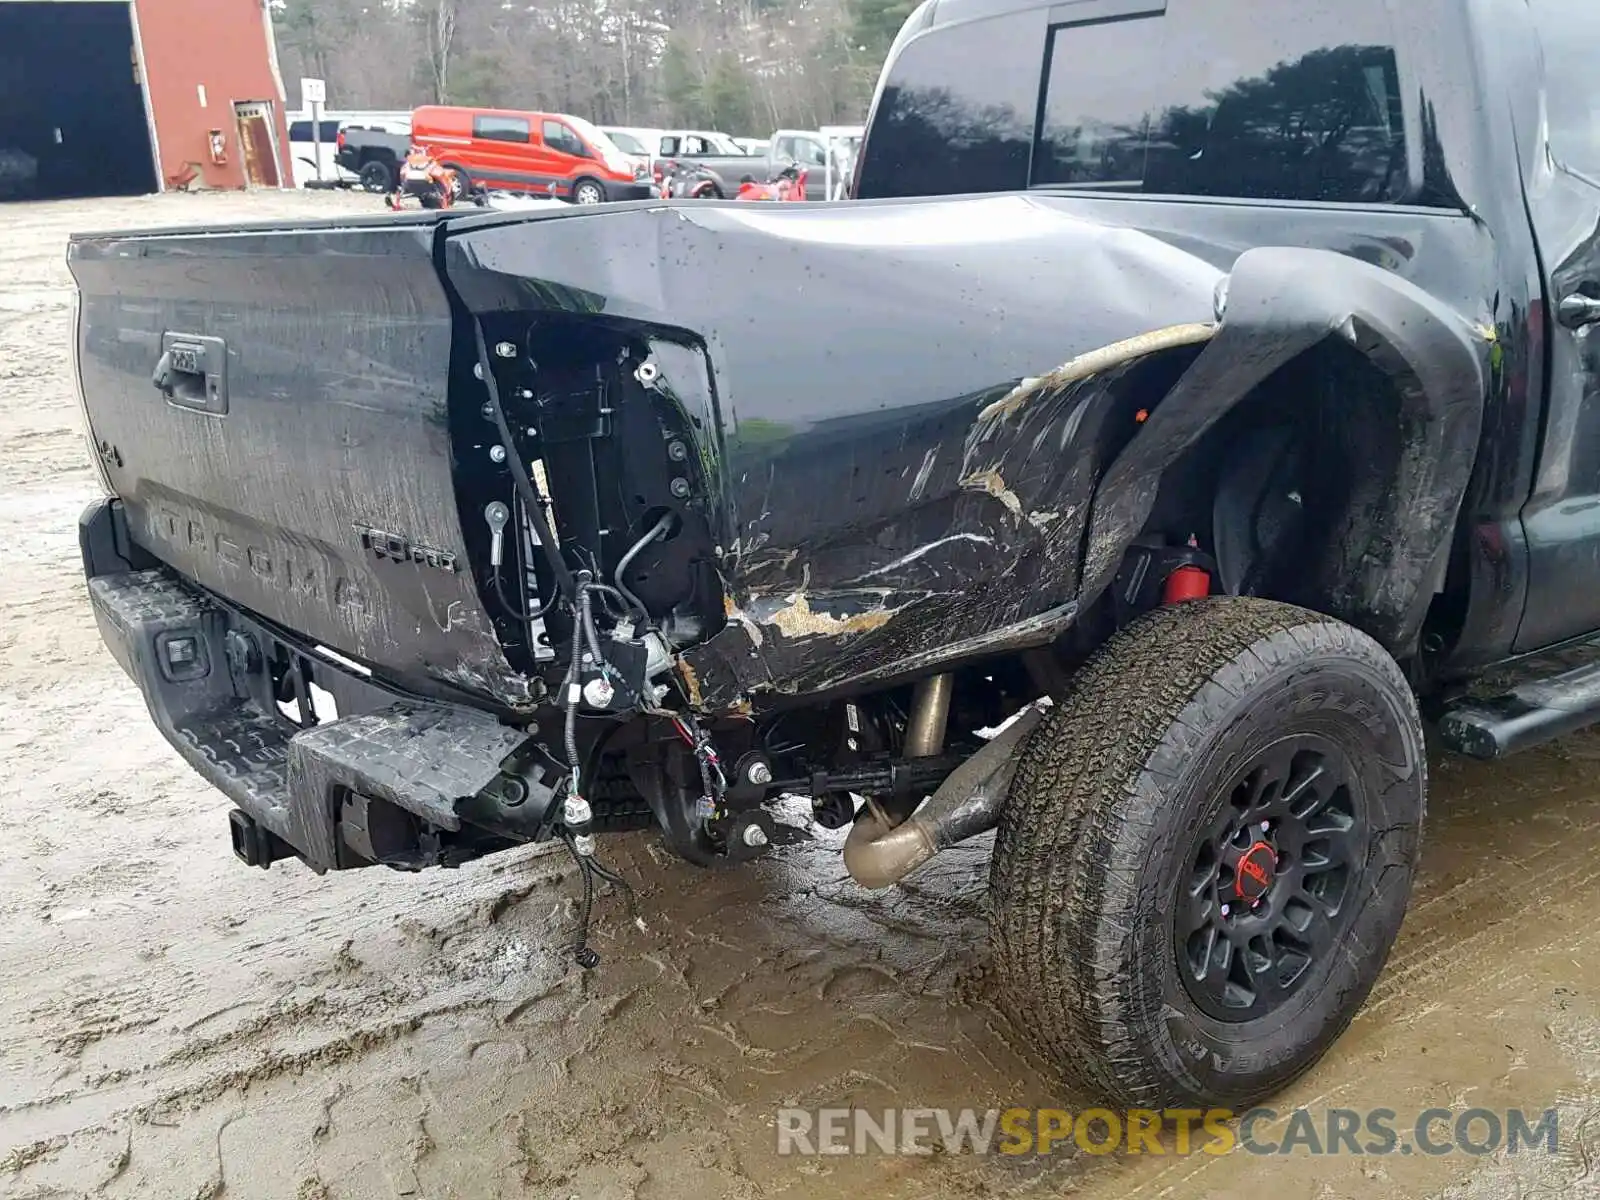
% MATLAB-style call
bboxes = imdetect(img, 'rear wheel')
[441,164,471,201]
[359,160,393,193]
[572,177,606,205]
[989,597,1425,1108]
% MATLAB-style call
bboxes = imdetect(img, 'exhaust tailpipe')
[843,704,1046,889]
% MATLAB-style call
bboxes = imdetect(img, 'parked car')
[652,128,857,201]
[597,126,664,174]
[67,0,1599,1117]
[291,113,411,190]
[816,125,863,200]
[333,125,412,193]
[411,106,652,204]
[658,129,749,158]
[288,117,342,187]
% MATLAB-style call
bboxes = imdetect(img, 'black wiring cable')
[613,513,673,624]
[470,319,575,603]
[562,594,585,779]
[586,854,642,927]
[560,830,601,969]
[491,567,558,625]
[584,580,645,625]
[465,329,675,967]
[559,828,644,969]
[578,584,607,677]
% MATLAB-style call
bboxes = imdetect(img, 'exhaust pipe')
[903,670,954,759]
[843,704,1046,889]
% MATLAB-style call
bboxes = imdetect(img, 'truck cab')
[853,0,1600,683]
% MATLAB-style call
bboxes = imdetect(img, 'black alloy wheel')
[1175,734,1364,1021]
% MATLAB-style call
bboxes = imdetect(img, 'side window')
[1033,2,1410,204]
[542,120,586,157]
[796,139,828,167]
[854,9,1043,199]
[319,120,340,142]
[773,136,795,161]
[474,115,530,143]
[288,121,311,142]
[1529,0,1600,180]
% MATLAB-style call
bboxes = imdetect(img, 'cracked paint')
[758,592,897,640]
[960,468,1024,518]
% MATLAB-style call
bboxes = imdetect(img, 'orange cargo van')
[409,106,652,203]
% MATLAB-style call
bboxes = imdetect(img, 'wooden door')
[233,102,280,187]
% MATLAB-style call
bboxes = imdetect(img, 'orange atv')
[386,147,460,210]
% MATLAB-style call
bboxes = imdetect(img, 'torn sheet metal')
[443,189,1495,710]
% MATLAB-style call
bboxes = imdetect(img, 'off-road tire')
[989,597,1425,1108]
[359,160,393,193]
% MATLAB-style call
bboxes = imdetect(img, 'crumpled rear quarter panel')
[443,195,1224,706]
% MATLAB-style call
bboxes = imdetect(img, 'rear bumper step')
[85,538,530,872]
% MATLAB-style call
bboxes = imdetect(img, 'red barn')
[0,0,294,200]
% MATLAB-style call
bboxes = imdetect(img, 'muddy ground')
[3,191,1600,1199]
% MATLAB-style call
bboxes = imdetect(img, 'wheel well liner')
[1082,246,1487,654]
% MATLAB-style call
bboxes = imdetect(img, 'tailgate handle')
[152,334,228,415]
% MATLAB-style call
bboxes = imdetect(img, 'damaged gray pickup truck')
[71,0,1600,1108]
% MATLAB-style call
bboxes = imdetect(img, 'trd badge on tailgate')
[353,523,460,573]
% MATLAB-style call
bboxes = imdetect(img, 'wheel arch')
[1082,246,1489,658]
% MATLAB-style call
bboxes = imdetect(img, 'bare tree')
[422,0,460,104]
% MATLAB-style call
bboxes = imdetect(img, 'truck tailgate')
[69,219,532,708]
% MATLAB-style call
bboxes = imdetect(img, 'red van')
[409,106,652,203]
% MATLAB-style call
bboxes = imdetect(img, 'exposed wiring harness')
[472,321,574,603]
[473,327,717,970]
[554,571,645,969]
[558,827,641,969]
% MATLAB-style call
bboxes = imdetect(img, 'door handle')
[152,333,228,415]
[1558,292,1600,330]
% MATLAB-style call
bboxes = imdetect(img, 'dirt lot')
[4,191,1600,1199]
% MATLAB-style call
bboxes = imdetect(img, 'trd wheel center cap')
[1232,840,1278,904]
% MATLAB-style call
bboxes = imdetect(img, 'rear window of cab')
[855,0,1418,206]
